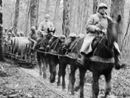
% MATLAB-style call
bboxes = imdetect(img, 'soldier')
[38,14,55,35]
[28,26,37,50]
[77,3,125,70]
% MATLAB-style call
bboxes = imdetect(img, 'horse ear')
[117,15,121,23]
[47,28,50,33]
[53,29,56,34]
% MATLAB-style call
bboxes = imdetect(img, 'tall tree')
[69,0,89,35]
[45,0,50,14]
[62,0,71,37]
[24,0,31,36]
[36,0,39,29]
[53,0,61,25]
[13,0,20,35]
[93,0,98,13]
[30,0,39,28]
[110,0,125,48]
[0,0,4,61]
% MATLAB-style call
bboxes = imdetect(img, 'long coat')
[80,13,109,54]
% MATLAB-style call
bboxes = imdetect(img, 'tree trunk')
[93,0,98,13]
[24,0,31,36]
[13,0,20,35]
[110,0,125,48]
[53,0,61,25]
[69,0,89,35]
[0,0,4,61]
[62,0,71,37]
[36,0,39,29]
[45,0,50,14]
[30,0,39,28]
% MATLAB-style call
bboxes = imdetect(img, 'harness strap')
[50,38,59,51]
[92,35,104,56]
[70,38,80,52]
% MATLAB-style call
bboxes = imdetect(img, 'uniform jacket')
[38,20,54,33]
[80,12,111,54]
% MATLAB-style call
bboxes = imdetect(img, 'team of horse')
[3,16,126,98]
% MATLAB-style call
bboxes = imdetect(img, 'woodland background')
[1,0,130,62]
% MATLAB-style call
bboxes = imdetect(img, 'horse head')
[47,28,56,35]
[107,15,121,47]
[47,35,59,52]
[63,33,77,49]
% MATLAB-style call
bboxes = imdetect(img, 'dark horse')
[45,35,66,83]
[63,16,122,98]
[36,28,55,79]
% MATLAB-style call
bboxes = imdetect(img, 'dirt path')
[0,60,92,98]
[0,59,130,98]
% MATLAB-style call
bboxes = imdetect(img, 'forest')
[0,0,130,98]
[1,0,130,61]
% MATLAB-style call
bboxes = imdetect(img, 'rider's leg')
[77,36,93,65]
[32,41,37,50]
[29,38,37,50]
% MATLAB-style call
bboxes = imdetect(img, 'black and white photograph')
[0,0,130,98]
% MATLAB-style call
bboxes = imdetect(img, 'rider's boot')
[114,54,126,70]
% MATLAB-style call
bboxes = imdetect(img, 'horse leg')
[62,63,67,90]
[79,67,87,98]
[37,53,42,76]
[57,63,62,86]
[92,73,100,98]
[42,58,47,79]
[104,73,112,98]
[68,65,77,95]
[39,60,42,76]
[49,60,56,83]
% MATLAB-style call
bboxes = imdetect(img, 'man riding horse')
[77,3,125,70]
[38,14,55,35]
[31,14,55,50]
[28,26,37,50]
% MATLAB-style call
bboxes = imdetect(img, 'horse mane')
[36,36,48,51]
[67,37,85,56]
[49,37,62,53]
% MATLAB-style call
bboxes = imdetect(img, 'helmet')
[68,33,77,38]
[98,3,107,10]
[20,32,24,36]
[31,26,36,30]
[77,33,85,38]
[8,32,12,35]
[59,35,66,38]
[44,14,50,19]
[4,28,8,30]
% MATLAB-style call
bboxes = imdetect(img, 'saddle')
[91,35,114,58]
[92,36,102,51]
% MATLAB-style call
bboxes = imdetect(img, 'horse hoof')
[74,86,80,92]
[62,86,66,90]
[50,79,55,83]
[71,91,75,95]
[67,91,71,95]
[43,74,47,79]
[57,82,60,86]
